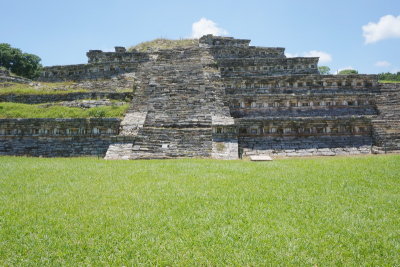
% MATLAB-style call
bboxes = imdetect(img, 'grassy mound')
[127,38,198,52]
[0,155,399,265]
[0,102,129,118]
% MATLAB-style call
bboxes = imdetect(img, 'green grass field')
[0,155,399,265]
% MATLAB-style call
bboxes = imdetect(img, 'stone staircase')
[372,120,400,152]
[130,128,212,159]
[104,69,149,160]
[105,47,234,159]
[372,83,400,153]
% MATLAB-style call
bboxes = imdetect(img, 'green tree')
[318,66,331,75]
[378,72,400,81]
[338,69,358,75]
[0,43,42,79]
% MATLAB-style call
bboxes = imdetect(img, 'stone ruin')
[0,68,31,84]
[1,35,400,159]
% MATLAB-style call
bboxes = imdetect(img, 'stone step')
[104,143,133,160]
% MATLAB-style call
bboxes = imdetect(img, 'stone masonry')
[2,35,399,159]
[0,118,120,157]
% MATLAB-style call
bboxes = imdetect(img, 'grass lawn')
[0,82,88,95]
[0,82,133,95]
[0,102,129,118]
[379,80,400,83]
[0,155,399,265]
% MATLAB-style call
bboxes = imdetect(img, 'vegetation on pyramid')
[127,38,198,52]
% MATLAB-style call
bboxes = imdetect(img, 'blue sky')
[1,0,399,74]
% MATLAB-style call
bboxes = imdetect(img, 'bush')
[88,108,107,118]
[318,66,331,75]
[338,69,358,75]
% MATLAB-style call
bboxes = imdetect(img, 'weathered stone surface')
[41,100,126,108]
[250,155,273,161]
[212,139,238,160]
[371,84,400,152]
[105,45,237,159]
[0,68,31,83]
[104,143,133,160]
[0,118,120,157]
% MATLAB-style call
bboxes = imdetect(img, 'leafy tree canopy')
[318,66,331,75]
[338,69,358,75]
[0,43,42,79]
[378,72,400,81]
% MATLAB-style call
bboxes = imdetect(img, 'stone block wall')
[236,117,372,137]
[105,46,236,160]
[211,125,239,160]
[236,117,373,157]
[0,68,31,83]
[38,35,322,83]
[130,128,213,159]
[39,62,140,82]
[199,35,251,48]
[39,46,150,82]
[241,136,372,157]
[212,139,239,160]
[229,95,377,118]
[223,75,379,94]
[217,57,319,77]
[86,48,149,64]
[226,74,379,119]
[209,46,286,59]
[0,118,120,157]
[371,83,400,152]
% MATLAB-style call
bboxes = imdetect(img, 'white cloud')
[285,52,299,58]
[375,61,391,67]
[191,18,228,38]
[286,50,332,63]
[303,50,332,63]
[362,15,400,44]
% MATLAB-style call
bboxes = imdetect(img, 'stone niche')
[0,118,121,157]
[236,117,373,157]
